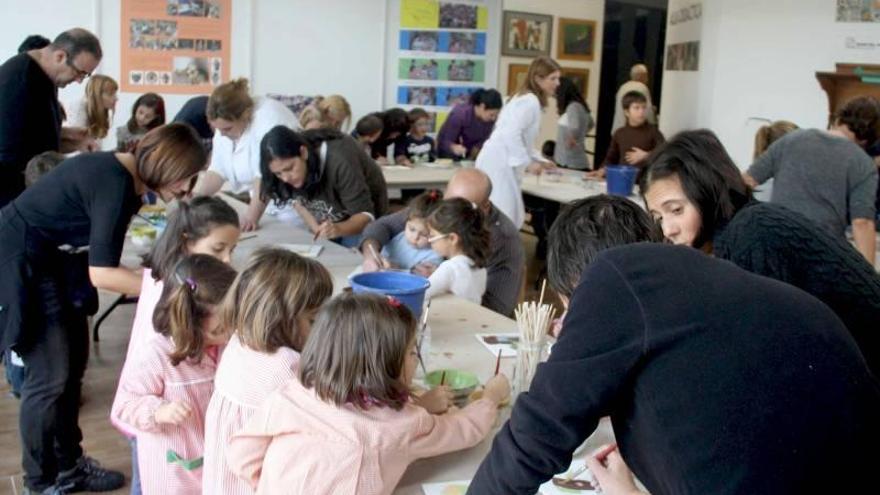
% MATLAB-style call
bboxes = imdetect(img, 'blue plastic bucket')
[349,272,430,319]
[606,165,639,196]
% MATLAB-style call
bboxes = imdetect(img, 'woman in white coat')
[476,56,561,229]
[193,78,301,231]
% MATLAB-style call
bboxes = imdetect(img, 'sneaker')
[22,486,58,495]
[54,456,125,493]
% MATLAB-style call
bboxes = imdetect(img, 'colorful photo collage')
[397,86,481,107]
[166,0,222,18]
[399,58,485,82]
[129,56,221,87]
[399,30,487,55]
[130,19,222,52]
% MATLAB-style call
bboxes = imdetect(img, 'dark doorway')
[594,0,668,164]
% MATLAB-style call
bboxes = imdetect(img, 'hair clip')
[428,190,440,200]
[386,296,402,308]
[470,201,478,210]
[184,277,197,292]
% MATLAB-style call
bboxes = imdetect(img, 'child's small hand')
[415,386,454,414]
[482,374,510,405]
[624,147,649,165]
[155,401,193,425]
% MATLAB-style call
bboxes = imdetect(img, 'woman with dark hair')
[0,123,207,493]
[640,129,880,376]
[260,126,381,243]
[370,108,410,164]
[553,77,594,170]
[116,92,166,152]
[436,88,503,159]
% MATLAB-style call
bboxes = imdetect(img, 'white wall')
[499,0,605,148]
[659,0,880,169]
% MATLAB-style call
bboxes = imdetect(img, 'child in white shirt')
[425,198,490,304]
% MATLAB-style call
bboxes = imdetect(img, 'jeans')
[17,274,89,491]
[3,348,25,397]
[129,437,142,495]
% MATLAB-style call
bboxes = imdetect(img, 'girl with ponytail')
[112,254,236,494]
[112,196,239,493]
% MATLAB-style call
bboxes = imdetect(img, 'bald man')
[611,64,656,134]
[361,168,525,316]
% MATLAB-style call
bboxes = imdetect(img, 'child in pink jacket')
[112,255,236,494]
[202,248,334,495]
[227,293,511,495]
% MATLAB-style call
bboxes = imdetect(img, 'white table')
[382,163,459,191]
[521,169,644,206]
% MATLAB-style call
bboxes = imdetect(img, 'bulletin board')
[121,0,231,94]
[385,0,502,133]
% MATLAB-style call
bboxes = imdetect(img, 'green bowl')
[425,369,479,393]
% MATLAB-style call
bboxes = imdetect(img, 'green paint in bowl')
[425,369,479,391]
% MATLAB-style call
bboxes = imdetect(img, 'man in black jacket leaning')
[468,195,880,495]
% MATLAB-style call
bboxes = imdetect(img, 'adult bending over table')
[0,123,206,494]
[0,28,102,207]
[193,78,301,231]
[436,88,502,160]
[476,56,560,229]
[641,129,880,376]
[259,126,377,244]
[468,195,880,495]
[360,168,524,317]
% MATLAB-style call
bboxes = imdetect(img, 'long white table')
[522,169,644,206]
[382,163,459,190]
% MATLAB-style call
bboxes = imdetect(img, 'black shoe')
[54,456,125,493]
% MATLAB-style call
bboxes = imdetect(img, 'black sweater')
[713,201,880,377]
[469,243,880,495]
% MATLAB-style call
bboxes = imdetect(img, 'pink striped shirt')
[111,333,221,495]
[226,378,498,495]
[202,334,301,495]
[112,269,164,437]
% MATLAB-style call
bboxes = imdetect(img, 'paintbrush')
[238,234,257,242]
[415,300,431,375]
[313,206,334,241]
[136,213,160,226]
[567,443,618,480]
[494,349,502,376]
[440,370,446,386]
[367,243,384,271]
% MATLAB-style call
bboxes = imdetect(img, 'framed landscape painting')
[557,17,597,61]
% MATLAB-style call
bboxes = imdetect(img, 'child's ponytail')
[152,254,237,366]
[427,198,490,267]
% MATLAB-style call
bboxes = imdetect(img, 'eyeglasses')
[427,233,450,243]
[65,51,92,79]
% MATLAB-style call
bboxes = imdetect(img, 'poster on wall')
[394,0,500,133]
[665,41,700,71]
[836,0,880,22]
[121,0,231,94]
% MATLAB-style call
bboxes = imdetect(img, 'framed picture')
[506,63,530,95]
[502,11,553,57]
[557,18,597,61]
[561,67,590,98]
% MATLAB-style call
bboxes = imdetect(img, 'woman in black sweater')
[640,129,880,377]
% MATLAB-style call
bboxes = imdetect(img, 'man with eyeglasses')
[0,28,102,207]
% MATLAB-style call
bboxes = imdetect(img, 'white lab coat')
[475,92,545,229]
[208,96,301,193]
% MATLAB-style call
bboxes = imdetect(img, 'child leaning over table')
[395,107,436,166]
[226,292,510,495]
[587,91,664,179]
